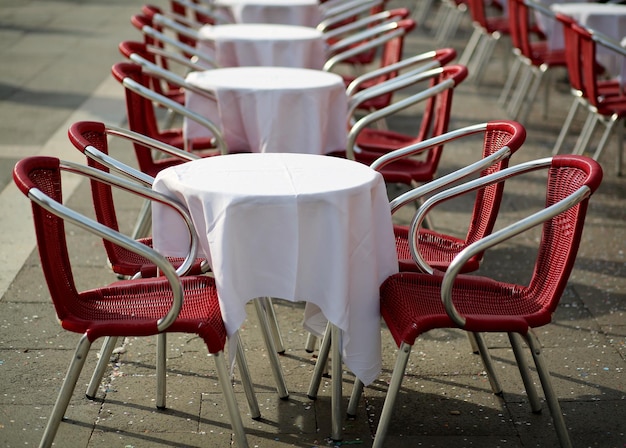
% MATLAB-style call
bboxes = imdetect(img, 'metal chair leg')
[40,335,92,448]
[573,113,599,155]
[347,378,363,417]
[459,26,483,67]
[305,332,317,353]
[156,332,167,409]
[372,342,412,448]
[330,324,343,441]
[498,53,522,108]
[518,67,547,124]
[472,332,503,395]
[522,332,573,448]
[508,332,542,413]
[264,297,285,354]
[253,298,289,399]
[86,335,119,399]
[308,321,332,400]
[234,332,261,419]
[473,35,499,86]
[591,115,618,163]
[213,351,250,448]
[132,199,152,240]
[553,98,584,155]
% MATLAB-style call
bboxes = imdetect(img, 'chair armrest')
[128,53,217,102]
[28,160,203,330]
[321,0,381,20]
[140,24,219,68]
[152,12,201,41]
[407,158,552,275]
[345,68,456,158]
[324,21,406,71]
[439,158,593,327]
[121,76,228,154]
[171,0,232,24]
[319,1,386,34]
[79,124,200,186]
[346,49,455,96]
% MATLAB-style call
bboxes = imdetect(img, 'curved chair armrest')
[590,30,626,56]
[78,124,200,186]
[59,160,201,278]
[408,157,553,275]
[320,2,391,35]
[26,159,203,330]
[524,0,554,18]
[321,0,381,21]
[140,24,219,68]
[346,48,456,96]
[152,12,201,41]
[121,76,228,154]
[324,21,407,71]
[128,53,218,102]
[346,68,459,159]
[171,0,233,24]
[144,43,209,72]
[370,122,486,174]
[439,159,594,327]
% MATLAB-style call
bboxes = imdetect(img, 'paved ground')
[0,1,624,447]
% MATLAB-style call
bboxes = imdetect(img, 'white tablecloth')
[152,153,399,385]
[212,0,323,27]
[196,24,328,69]
[184,67,348,154]
[548,3,626,50]
[547,3,626,81]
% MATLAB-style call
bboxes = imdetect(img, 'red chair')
[130,12,218,69]
[376,120,527,273]
[319,0,390,69]
[343,64,468,192]
[118,39,211,131]
[13,155,251,448]
[307,120,527,396]
[552,14,625,176]
[325,16,416,117]
[67,120,207,278]
[111,61,225,177]
[169,0,225,25]
[458,0,511,85]
[499,0,566,123]
[359,154,603,448]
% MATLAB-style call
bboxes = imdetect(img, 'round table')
[151,152,399,386]
[212,0,323,27]
[196,23,328,69]
[184,66,348,154]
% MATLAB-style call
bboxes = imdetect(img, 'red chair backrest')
[572,21,603,109]
[416,64,469,180]
[111,62,181,176]
[556,13,585,96]
[12,157,77,320]
[67,121,154,277]
[531,155,603,311]
[466,120,526,249]
[357,17,416,110]
[508,0,534,59]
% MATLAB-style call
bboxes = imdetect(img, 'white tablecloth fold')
[152,153,399,385]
